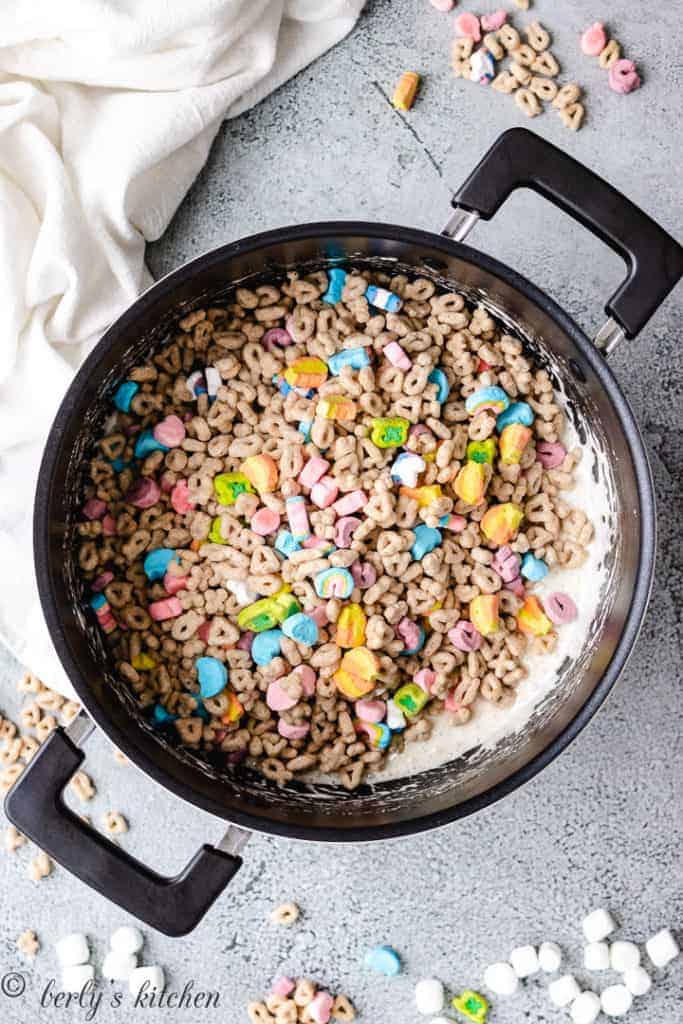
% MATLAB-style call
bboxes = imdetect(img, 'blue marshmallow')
[113,380,139,413]
[275,530,301,558]
[152,703,178,726]
[521,553,549,581]
[196,656,228,699]
[428,367,450,403]
[251,629,283,666]
[143,548,179,581]
[322,267,347,304]
[496,401,534,432]
[134,429,168,459]
[410,524,442,561]
[364,285,403,313]
[327,347,371,375]
[281,612,319,646]
[364,945,401,976]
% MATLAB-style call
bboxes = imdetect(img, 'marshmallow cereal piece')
[610,940,640,973]
[538,942,563,972]
[600,984,633,1017]
[483,962,518,996]
[110,925,144,955]
[646,927,679,968]
[510,944,539,978]
[415,978,445,1015]
[455,12,481,42]
[609,59,641,95]
[570,991,601,1024]
[102,950,137,982]
[623,966,651,996]
[584,941,610,971]
[583,908,617,943]
[61,964,95,993]
[129,966,165,999]
[548,974,581,1008]
[56,933,90,967]
[580,22,607,57]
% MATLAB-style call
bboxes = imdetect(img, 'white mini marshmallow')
[645,927,679,968]
[205,367,221,397]
[538,942,562,973]
[102,951,137,982]
[55,933,90,967]
[483,962,518,996]
[570,991,601,1024]
[414,979,444,1015]
[582,908,617,943]
[584,941,610,971]
[600,984,633,1017]
[129,965,165,999]
[548,974,581,1008]
[623,966,652,997]
[510,944,539,978]
[386,699,406,731]
[61,965,95,993]
[610,940,640,973]
[110,926,144,956]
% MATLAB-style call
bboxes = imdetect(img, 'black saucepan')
[7,130,682,935]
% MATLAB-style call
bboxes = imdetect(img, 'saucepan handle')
[4,717,246,937]
[446,127,683,342]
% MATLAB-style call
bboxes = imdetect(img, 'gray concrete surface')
[1,1,681,1021]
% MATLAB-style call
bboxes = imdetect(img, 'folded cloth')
[0,0,366,698]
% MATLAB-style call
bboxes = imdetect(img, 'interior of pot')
[37,224,652,839]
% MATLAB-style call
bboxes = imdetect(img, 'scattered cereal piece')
[365,945,401,976]
[483,962,518,996]
[599,39,621,70]
[645,927,679,968]
[581,22,607,57]
[481,10,507,32]
[17,929,40,958]
[28,851,52,881]
[102,811,128,835]
[600,984,632,1017]
[270,902,300,926]
[608,59,641,95]
[5,824,26,852]
[56,933,89,967]
[525,20,550,52]
[530,50,560,77]
[470,50,496,84]
[415,978,445,1015]
[331,994,356,1021]
[365,285,403,313]
[455,12,481,43]
[452,990,488,1023]
[393,71,421,110]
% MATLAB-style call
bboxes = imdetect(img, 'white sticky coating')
[570,991,601,1024]
[483,962,518,996]
[582,908,617,943]
[129,966,165,998]
[110,926,144,956]
[623,966,652,996]
[548,974,581,1007]
[414,979,445,1015]
[61,964,95,993]
[600,984,633,1017]
[645,927,680,968]
[610,940,640,973]
[510,945,539,978]
[584,941,610,971]
[538,941,562,972]
[102,951,137,982]
[55,933,90,967]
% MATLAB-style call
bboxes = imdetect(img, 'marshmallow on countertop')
[548,974,581,1008]
[110,925,144,956]
[600,984,633,1017]
[55,933,90,967]
[102,951,138,982]
[538,941,562,972]
[483,962,518,996]
[610,940,640,973]
[129,966,165,998]
[570,991,601,1024]
[582,908,617,943]
[414,979,445,1015]
[509,945,539,978]
[646,927,680,968]
[61,965,95,993]
[623,966,652,996]
[584,941,610,971]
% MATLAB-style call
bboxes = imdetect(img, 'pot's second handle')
[4,719,245,937]
[449,128,683,340]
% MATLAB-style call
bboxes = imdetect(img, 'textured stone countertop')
[0,1,681,1022]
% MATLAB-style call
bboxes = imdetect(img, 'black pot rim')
[34,221,656,843]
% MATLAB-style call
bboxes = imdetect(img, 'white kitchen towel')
[0,0,366,699]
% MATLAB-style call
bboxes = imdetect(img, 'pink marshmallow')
[429,0,454,11]
[91,571,114,592]
[545,592,578,624]
[491,545,520,583]
[335,516,360,548]
[251,507,281,536]
[303,535,331,549]
[198,621,212,644]
[171,479,194,514]
[299,456,329,489]
[310,476,338,508]
[153,414,186,448]
[262,328,293,351]
[293,664,317,697]
[126,477,160,509]
[397,617,421,651]
[277,719,310,741]
[448,620,482,652]
[286,496,310,540]
[332,489,366,517]
[455,11,481,41]
[441,514,467,532]
[164,572,188,595]
[272,978,296,998]
[383,341,412,371]
[148,597,182,621]
[355,699,386,723]
[102,514,117,536]
[580,21,607,56]
[308,992,334,1024]
[481,9,507,31]
[609,58,641,94]
[309,605,329,628]
[536,441,566,469]
[414,668,436,693]
[266,681,297,712]
[351,560,376,589]
[83,499,107,520]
